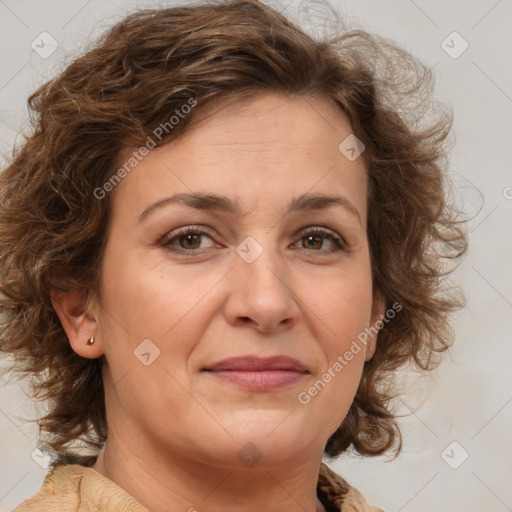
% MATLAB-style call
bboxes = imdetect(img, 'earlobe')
[50,287,103,359]
[365,291,386,361]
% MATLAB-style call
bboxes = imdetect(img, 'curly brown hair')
[0,0,467,464]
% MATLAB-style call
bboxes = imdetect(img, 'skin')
[52,93,385,512]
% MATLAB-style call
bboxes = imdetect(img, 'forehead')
[180,93,358,162]
[112,93,368,223]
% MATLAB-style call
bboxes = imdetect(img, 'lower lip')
[205,370,307,390]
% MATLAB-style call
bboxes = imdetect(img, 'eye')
[293,227,345,255]
[160,225,346,256]
[161,225,218,253]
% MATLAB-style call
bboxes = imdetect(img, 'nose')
[223,242,301,333]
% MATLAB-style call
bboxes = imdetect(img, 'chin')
[208,417,323,467]
[200,437,315,471]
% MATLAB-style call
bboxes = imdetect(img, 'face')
[64,93,384,469]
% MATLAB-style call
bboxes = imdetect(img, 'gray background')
[1,1,511,511]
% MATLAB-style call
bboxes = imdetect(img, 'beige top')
[13,462,384,512]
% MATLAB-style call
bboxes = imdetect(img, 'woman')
[0,1,466,510]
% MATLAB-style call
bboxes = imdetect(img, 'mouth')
[202,355,309,391]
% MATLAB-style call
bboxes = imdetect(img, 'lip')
[204,355,307,372]
[203,356,308,391]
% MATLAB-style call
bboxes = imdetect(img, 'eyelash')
[160,225,346,256]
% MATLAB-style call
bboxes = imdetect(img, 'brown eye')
[178,233,202,250]
[294,228,345,255]
[302,234,324,250]
[161,226,217,253]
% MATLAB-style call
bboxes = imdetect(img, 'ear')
[50,286,103,359]
[365,290,386,362]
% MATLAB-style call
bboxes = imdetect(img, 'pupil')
[305,235,321,249]
[181,234,200,249]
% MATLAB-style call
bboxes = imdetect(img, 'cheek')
[297,280,372,433]
[300,259,373,409]
[97,253,214,419]
[311,262,374,351]
[97,249,224,369]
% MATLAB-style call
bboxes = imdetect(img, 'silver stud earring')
[86,337,95,345]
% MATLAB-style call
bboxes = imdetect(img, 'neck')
[92,425,327,512]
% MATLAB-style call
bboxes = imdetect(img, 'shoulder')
[318,462,385,512]
[12,464,146,512]
[15,461,380,512]
[12,465,81,512]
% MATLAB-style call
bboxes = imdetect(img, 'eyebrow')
[138,192,363,226]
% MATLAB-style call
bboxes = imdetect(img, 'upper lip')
[204,355,308,372]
